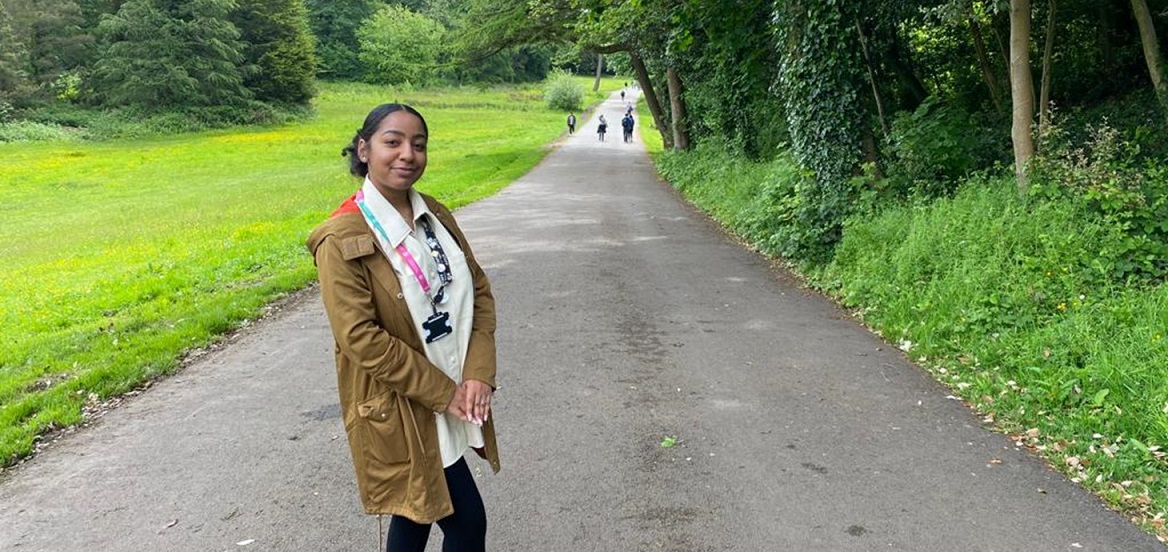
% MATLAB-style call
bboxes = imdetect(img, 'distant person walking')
[309,103,502,552]
[620,89,626,102]
[621,113,635,143]
[597,114,607,142]
[567,112,576,134]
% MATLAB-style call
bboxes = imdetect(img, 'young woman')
[307,103,500,551]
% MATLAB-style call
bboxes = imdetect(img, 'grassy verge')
[636,98,664,155]
[655,144,1168,541]
[0,79,610,467]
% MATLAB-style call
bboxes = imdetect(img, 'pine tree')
[92,0,251,109]
[232,0,317,105]
[0,3,30,107]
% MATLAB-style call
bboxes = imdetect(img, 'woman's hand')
[445,384,470,422]
[461,379,493,427]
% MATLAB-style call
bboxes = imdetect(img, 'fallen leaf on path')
[661,436,677,448]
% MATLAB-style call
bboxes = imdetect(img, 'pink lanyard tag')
[394,243,431,294]
[355,189,431,294]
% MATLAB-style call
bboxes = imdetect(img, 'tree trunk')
[1131,0,1168,125]
[968,5,1004,114]
[861,125,884,180]
[593,53,603,92]
[666,66,690,151]
[856,18,889,138]
[629,50,672,149]
[1009,0,1035,193]
[1038,0,1055,140]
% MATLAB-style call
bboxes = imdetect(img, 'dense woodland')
[2,0,1167,265]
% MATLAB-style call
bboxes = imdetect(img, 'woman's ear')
[356,139,368,162]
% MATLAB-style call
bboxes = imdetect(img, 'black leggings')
[386,458,486,552]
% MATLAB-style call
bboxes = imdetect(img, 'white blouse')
[358,178,484,467]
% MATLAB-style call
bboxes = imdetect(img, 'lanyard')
[354,190,450,310]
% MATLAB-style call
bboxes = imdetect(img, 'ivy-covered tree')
[232,0,317,105]
[92,0,251,109]
[357,5,444,86]
[774,0,870,260]
[305,0,379,80]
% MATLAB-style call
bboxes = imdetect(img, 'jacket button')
[381,413,387,418]
[396,293,403,299]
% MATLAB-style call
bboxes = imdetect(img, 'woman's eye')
[414,143,427,152]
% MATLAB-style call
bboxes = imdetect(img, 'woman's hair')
[341,103,428,177]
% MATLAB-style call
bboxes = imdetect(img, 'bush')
[882,98,1009,199]
[1030,120,1168,283]
[543,70,583,112]
[0,120,82,142]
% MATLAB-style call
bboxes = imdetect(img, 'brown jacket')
[306,192,500,523]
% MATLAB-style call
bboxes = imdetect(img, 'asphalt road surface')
[2,91,1163,552]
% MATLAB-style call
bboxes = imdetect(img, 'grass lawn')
[0,78,623,466]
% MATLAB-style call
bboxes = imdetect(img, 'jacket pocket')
[355,390,409,465]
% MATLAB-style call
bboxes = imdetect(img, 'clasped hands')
[446,379,492,427]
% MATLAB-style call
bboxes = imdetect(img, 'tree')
[1131,0,1168,124]
[774,0,870,259]
[357,5,444,86]
[305,0,378,80]
[92,0,251,109]
[232,0,316,104]
[4,0,95,90]
[1009,0,1035,191]
[0,3,29,107]
[1038,0,1055,138]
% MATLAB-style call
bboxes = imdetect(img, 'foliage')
[0,119,81,141]
[678,0,785,160]
[91,0,252,110]
[357,5,444,87]
[0,3,31,106]
[451,44,554,84]
[0,80,570,467]
[773,0,870,262]
[1030,120,1168,282]
[3,0,96,93]
[881,97,1009,198]
[542,69,583,111]
[232,0,317,105]
[304,0,378,80]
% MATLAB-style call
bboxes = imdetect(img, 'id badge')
[422,311,453,343]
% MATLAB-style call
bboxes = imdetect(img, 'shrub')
[543,70,583,112]
[1030,120,1168,283]
[0,120,81,142]
[883,98,1009,199]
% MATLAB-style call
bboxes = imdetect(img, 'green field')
[0,78,621,466]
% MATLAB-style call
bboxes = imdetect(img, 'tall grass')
[0,79,614,466]
[656,147,1168,539]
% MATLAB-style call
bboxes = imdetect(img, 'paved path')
[1,91,1163,551]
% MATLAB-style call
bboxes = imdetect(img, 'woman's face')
[358,110,428,197]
